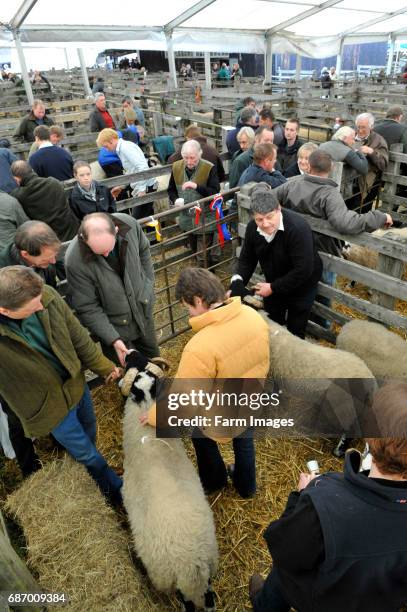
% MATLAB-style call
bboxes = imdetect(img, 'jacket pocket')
[25,391,50,425]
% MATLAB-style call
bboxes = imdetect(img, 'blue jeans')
[192,429,256,497]
[52,386,122,504]
[254,569,291,612]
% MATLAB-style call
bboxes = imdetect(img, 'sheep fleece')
[122,392,218,607]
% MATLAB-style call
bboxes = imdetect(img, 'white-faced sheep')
[257,311,377,436]
[120,350,218,612]
[336,319,407,378]
[344,226,407,270]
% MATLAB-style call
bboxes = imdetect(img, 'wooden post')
[382,143,402,212]
[0,510,42,612]
[372,234,407,310]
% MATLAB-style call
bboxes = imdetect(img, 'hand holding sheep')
[254,282,272,297]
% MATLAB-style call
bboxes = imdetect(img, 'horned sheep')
[120,350,218,611]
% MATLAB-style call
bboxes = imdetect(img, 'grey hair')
[297,142,318,156]
[94,92,105,101]
[332,126,355,142]
[356,112,375,128]
[250,183,280,214]
[181,139,202,158]
[237,126,256,144]
[240,106,257,124]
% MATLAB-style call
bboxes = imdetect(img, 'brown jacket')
[357,130,388,199]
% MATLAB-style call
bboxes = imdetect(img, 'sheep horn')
[145,361,168,379]
[120,367,139,397]
[149,356,171,373]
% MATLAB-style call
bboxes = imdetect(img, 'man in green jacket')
[65,212,159,366]
[0,266,122,504]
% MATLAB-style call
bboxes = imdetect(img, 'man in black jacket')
[10,160,79,242]
[230,183,322,338]
[277,118,304,173]
[249,382,407,612]
[14,99,54,143]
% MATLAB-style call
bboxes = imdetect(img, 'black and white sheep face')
[129,371,158,410]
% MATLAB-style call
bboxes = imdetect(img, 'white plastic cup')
[174,198,184,207]
[307,460,320,476]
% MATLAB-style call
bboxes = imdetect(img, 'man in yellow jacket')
[145,267,270,497]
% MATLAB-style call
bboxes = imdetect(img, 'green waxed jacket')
[0,286,115,437]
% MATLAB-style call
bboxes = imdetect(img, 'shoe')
[333,435,352,458]
[249,573,265,606]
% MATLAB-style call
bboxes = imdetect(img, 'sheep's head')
[120,350,170,399]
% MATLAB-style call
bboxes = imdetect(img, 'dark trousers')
[188,232,218,267]
[264,285,319,339]
[51,386,122,504]
[132,185,156,226]
[254,569,291,612]
[192,429,256,497]
[1,398,41,478]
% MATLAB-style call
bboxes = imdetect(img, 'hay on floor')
[4,456,165,612]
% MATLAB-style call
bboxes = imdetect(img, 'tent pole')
[295,54,302,80]
[336,37,344,76]
[264,35,272,88]
[204,51,211,90]
[64,48,70,70]
[77,48,92,97]
[386,35,395,75]
[13,31,34,106]
[165,32,178,89]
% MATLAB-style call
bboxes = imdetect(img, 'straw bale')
[4,456,163,612]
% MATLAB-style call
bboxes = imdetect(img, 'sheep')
[344,226,407,270]
[257,311,377,436]
[336,319,407,378]
[5,455,159,611]
[120,350,218,612]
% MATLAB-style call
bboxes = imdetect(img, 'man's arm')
[65,264,121,347]
[133,219,155,283]
[344,149,368,175]
[235,222,260,286]
[367,139,389,172]
[195,166,220,198]
[266,171,287,189]
[273,180,291,205]
[57,290,116,376]
[89,111,99,133]
[324,190,388,234]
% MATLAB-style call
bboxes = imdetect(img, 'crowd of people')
[0,83,406,610]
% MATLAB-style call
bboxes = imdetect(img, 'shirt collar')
[256,213,284,243]
[38,141,53,149]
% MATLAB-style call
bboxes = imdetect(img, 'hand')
[110,186,123,199]
[182,181,197,190]
[105,367,123,383]
[384,213,393,228]
[297,472,316,491]
[229,278,250,298]
[360,145,373,155]
[137,191,146,198]
[254,282,272,297]
[113,339,131,367]
[139,412,149,425]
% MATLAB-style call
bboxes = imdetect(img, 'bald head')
[79,213,118,257]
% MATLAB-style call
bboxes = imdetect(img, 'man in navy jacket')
[29,125,73,181]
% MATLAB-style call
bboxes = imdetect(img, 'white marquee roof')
[0,0,406,58]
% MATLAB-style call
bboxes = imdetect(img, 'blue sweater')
[29,145,73,181]
[238,163,287,189]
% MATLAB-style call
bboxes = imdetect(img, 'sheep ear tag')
[120,367,139,397]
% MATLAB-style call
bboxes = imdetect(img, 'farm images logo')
[156,378,295,438]
[155,377,390,439]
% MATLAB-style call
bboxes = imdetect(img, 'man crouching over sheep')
[142,267,270,498]
[229,183,322,339]
[0,265,123,506]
